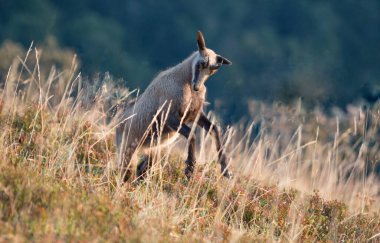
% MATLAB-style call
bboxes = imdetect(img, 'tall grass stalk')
[0,48,379,241]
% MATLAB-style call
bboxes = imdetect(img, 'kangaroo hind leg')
[136,153,154,180]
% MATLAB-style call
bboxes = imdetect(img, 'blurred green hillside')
[1,0,380,120]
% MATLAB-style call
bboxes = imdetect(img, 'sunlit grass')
[0,47,379,241]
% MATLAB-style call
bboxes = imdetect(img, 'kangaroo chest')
[180,86,206,122]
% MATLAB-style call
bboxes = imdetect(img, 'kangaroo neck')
[175,52,197,86]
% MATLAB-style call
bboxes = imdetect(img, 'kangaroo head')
[191,31,232,91]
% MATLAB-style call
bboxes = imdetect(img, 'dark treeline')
[1,0,379,120]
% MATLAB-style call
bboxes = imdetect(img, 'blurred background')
[0,0,379,121]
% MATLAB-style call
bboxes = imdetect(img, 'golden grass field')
[0,48,379,242]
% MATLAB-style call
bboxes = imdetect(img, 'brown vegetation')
[0,47,379,242]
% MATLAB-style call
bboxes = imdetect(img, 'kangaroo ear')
[217,55,232,65]
[197,31,206,52]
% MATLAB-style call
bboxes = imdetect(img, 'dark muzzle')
[192,83,200,91]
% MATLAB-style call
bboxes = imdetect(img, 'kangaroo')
[116,31,232,181]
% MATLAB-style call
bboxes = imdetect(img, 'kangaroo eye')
[200,58,209,68]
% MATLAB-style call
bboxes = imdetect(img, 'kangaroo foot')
[184,158,195,179]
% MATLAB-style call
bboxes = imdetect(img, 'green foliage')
[302,191,347,241]
[1,1,380,120]
[301,191,380,241]
[0,165,127,241]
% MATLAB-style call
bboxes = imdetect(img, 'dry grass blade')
[0,47,379,242]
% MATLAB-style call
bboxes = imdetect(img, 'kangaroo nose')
[193,84,199,91]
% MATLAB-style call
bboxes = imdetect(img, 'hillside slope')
[0,50,379,242]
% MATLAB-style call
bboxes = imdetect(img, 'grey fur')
[116,31,232,181]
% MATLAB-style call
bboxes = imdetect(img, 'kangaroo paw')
[222,169,233,179]
[122,169,132,183]
[184,165,194,179]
